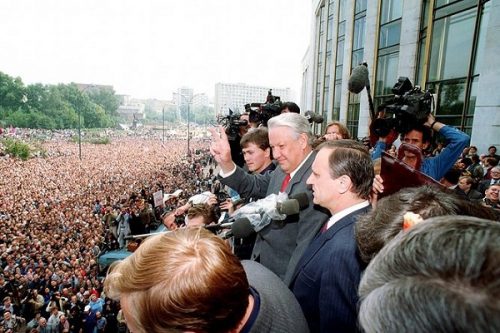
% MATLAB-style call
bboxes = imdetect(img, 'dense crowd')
[0,129,213,333]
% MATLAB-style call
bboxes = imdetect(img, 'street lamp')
[162,105,165,143]
[79,84,95,160]
[174,92,193,157]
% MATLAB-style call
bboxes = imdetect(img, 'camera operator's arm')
[209,126,236,174]
[422,113,470,180]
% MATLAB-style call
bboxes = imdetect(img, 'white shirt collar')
[326,200,370,229]
[289,151,313,179]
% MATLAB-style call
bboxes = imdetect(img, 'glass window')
[473,1,491,75]
[467,76,478,116]
[332,82,342,121]
[336,39,345,66]
[379,21,401,48]
[436,0,463,8]
[416,36,426,85]
[352,49,364,69]
[376,52,399,96]
[429,79,466,118]
[355,0,367,13]
[353,16,366,50]
[381,0,403,24]
[429,8,475,81]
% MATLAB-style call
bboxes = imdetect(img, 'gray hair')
[358,215,500,333]
[267,113,313,145]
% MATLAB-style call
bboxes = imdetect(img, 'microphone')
[348,62,376,119]
[231,217,254,238]
[204,221,234,231]
[305,111,324,124]
[277,192,309,215]
[231,193,310,237]
[348,64,369,94]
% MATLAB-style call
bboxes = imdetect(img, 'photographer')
[372,112,469,181]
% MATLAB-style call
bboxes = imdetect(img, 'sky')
[0,0,311,102]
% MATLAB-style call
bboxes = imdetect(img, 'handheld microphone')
[231,192,310,237]
[348,64,369,94]
[276,192,309,215]
[231,217,254,238]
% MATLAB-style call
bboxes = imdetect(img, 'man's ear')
[422,141,430,150]
[338,175,352,194]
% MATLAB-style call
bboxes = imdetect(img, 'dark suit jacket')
[291,206,370,333]
[221,152,330,285]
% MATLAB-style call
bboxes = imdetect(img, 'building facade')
[302,0,499,153]
[214,82,293,116]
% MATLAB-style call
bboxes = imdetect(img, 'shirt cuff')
[219,164,237,178]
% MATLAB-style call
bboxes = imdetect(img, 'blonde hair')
[104,228,249,333]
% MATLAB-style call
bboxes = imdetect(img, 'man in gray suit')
[210,113,329,285]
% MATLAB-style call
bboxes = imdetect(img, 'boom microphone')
[305,111,324,124]
[348,64,369,94]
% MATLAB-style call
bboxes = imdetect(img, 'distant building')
[192,93,209,108]
[302,0,499,152]
[214,83,293,116]
[117,103,145,122]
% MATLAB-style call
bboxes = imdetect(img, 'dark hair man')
[240,128,275,174]
[290,140,374,333]
[279,102,300,114]
[209,113,329,285]
[372,113,469,181]
[104,228,309,333]
[457,175,483,201]
[358,216,500,333]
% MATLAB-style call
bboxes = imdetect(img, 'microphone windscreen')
[278,199,300,216]
[348,65,368,94]
[231,218,255,238]
[289,192,310,210]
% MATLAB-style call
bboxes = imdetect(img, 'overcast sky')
[0,0,311,102]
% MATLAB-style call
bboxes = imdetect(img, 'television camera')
[371,77,434,137]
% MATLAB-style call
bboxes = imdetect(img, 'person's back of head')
[279,101,300,114]
[186,203,218,227]
[104,228,249,333]
[355,185,498,263]
[359,215,500,333]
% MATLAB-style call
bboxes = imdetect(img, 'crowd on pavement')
[1,118,499,333]
[0,128,214,333]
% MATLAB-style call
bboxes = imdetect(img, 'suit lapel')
[290,206,370,285]
[286,152,316,194]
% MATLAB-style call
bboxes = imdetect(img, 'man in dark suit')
[210,113,329,285]
[290,140,374,333]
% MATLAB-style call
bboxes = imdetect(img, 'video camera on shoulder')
[217,110,248,142]
[371,77,433,137]
[246,89,282,127]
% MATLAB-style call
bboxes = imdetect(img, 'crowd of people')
[1,106,499,333]
[0,128,215,333]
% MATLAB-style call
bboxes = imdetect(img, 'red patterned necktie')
[280,174,291,192]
